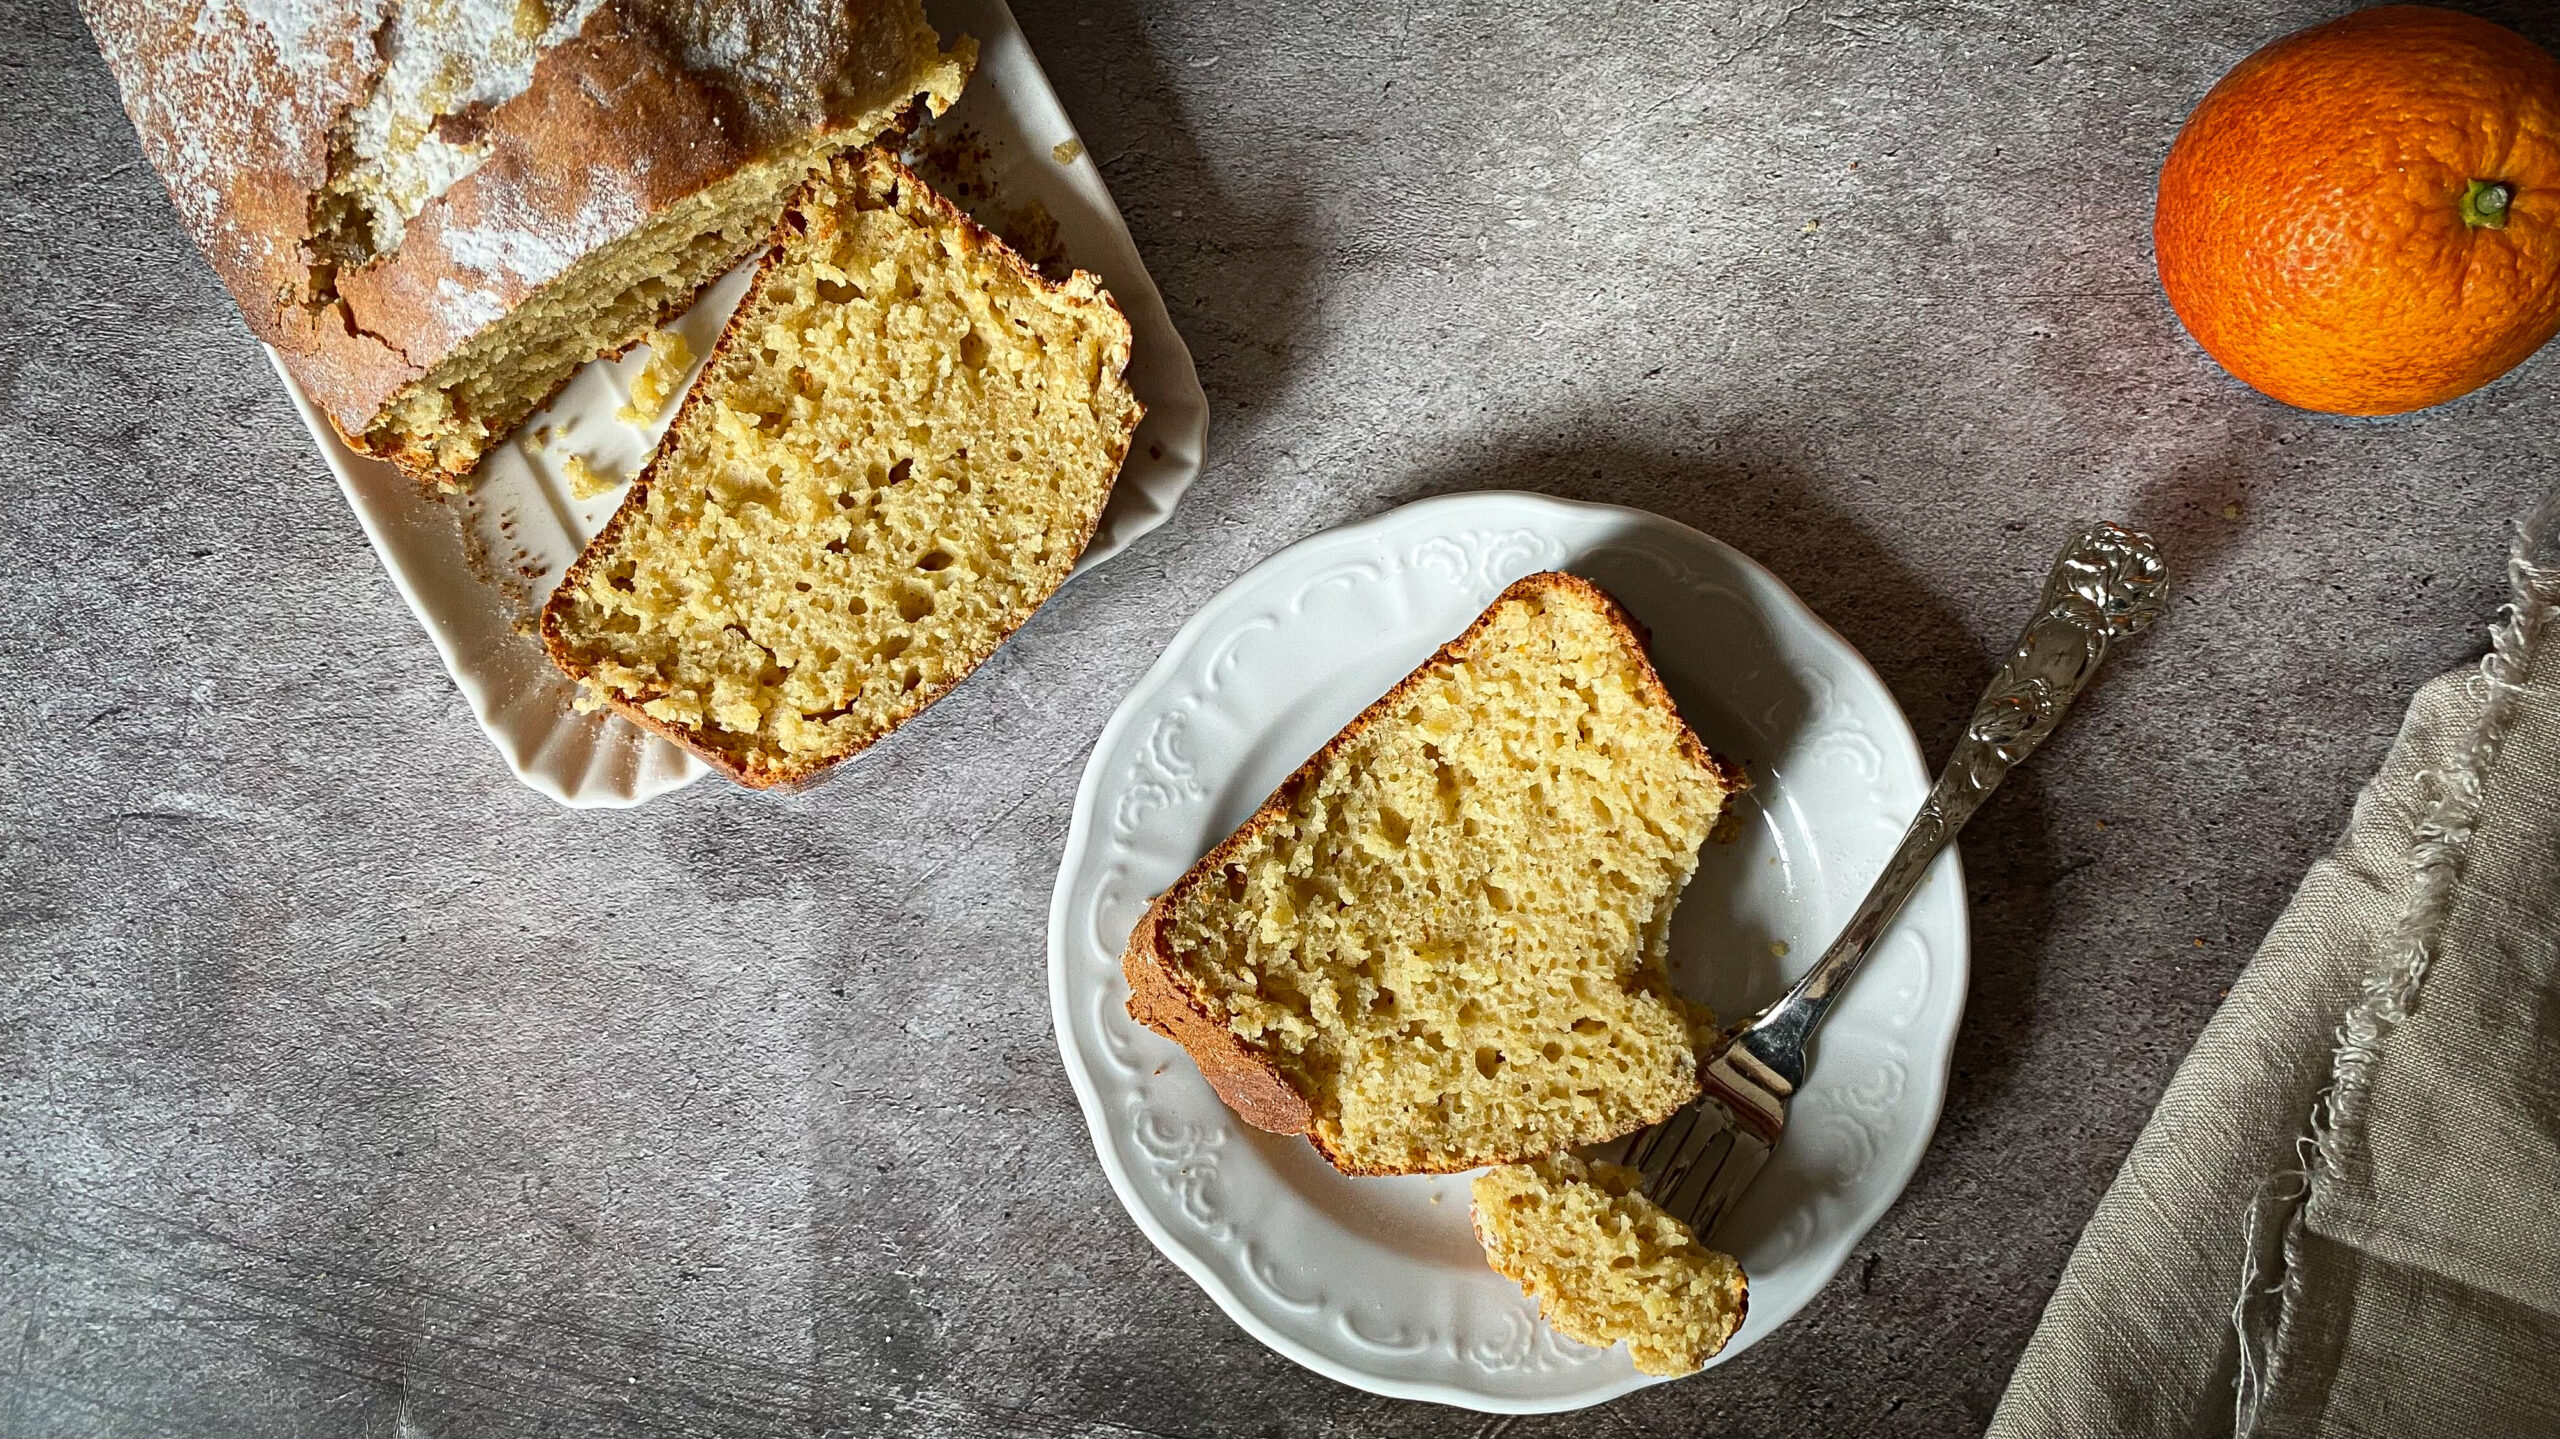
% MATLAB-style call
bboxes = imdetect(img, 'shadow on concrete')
[1010,0,1329,454]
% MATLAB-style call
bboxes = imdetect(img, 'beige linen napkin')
[1990,496,2560,1439]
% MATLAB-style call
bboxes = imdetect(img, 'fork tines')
[1624,1043,1787,1239]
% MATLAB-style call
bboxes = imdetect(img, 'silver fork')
[1624,520,2170,1238]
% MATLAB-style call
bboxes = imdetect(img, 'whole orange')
[2154,6,2560,414]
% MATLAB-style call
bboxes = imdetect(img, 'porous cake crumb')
[560,453,621,499]
[615,328,696,425]
[1126,573,1743,1174]
[542,151,1142,788]
[1472,1152,1748,1376]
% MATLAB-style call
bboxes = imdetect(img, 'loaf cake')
[1472,1153,1749,1376]
[83,0,972,483]
[1124,572,1744,1175]
[541,151,1143,788]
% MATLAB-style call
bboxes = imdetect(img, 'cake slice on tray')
[541,151,1143,789]
[1122,571,1745,1175]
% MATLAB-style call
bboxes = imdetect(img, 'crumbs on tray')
[561,454,622,500]
[616,328,695,426]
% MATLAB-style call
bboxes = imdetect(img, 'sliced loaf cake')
[1124,572,1743,1174]
[87,0,972,484]
[541,150,1143,787]
[1472,1153,1749,1376]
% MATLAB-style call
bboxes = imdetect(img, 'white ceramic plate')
[1048,492,1968,1412]
[271,0,1208,807]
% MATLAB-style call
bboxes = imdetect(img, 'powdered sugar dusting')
[440,164,649,285]
[329,0,611,257]
[86,0,607,282]
[434,274,510,332]
[86,0,381,284]
[232,0,344,69]
[86,0,965,451]
[90,0,957,298]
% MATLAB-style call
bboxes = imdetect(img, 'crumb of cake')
[1052,137,1084,164]
[616,328,696,425]
[562,453,623,499]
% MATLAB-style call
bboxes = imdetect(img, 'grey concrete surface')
[6,2,2555,1435]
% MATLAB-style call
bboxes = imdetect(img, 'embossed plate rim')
[1048,491,1968,1411]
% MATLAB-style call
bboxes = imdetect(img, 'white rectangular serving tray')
[272,0,1207,807]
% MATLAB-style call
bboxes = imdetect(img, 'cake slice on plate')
[1123,572,1744,1174]
[542,150,1144,788]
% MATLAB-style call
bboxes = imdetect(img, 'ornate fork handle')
[1727,521,2169,1097]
